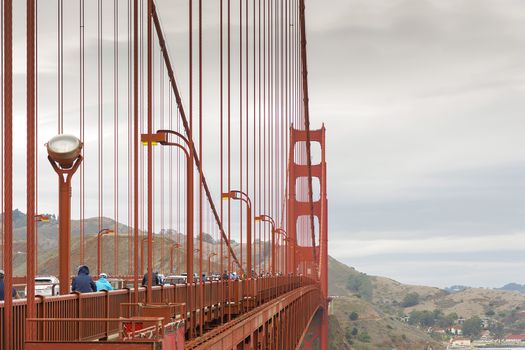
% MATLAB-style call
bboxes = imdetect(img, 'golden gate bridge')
[0,0,328,349]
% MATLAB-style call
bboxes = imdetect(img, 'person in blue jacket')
[0,269,18,301]
[95,273,113,291]
[71,265,96,293]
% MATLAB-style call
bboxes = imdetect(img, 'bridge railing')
[0,275,311,350]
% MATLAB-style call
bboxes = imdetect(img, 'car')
[164,275,187,285]
[25,276,60,296]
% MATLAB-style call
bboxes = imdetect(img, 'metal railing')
[0,275,311,350]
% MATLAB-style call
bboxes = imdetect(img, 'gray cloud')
[304,0,525,286]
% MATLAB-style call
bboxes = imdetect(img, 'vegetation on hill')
[327,255,525,349]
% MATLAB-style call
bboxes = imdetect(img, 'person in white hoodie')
[95,273,113,291]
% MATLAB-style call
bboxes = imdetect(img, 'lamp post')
[34,214,49,274]
[97,228,115,275]
[141,237,155,274]
[255,214,275,275]
[275,228,288,274]
[222,190,253,277]
[144,130,194,286]
[34,214,49,222]
[46,134,83,295]
[170,243,181,274]
[207,252,217,276]
[284,235,295,275]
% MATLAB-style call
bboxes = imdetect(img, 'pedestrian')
[71,265,97,293]
[141,271,160,287]
[95,273,113,291]
[0,269,18,301]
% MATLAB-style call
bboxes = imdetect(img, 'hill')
[499,283,525,294]
[327,256,525,349]
[328,256,445,349]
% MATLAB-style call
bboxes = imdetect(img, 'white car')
[34,276,60,296]
[164,275,187,285]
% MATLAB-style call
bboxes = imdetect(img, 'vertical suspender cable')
[239,0,243,272]
[26,0,36,329]
[0,0,6,268]
[198,0,204,334]
[245,0,249,278]
[188,0,195,335]
[98,0,103,243]
[114,0,119,276]
[79,0,85,266]
[128,0,132,274]
[219,0,224,323]
[253,0,257,275]
[133,0,139,303]
[161,47,165,273]
[140,0,144,273]
[2,0,13,348]
[146,0,153,304]
[58,0,63,134]
[262,0,266,273]
[257,0,261,276]
[227,0,232,322]
[35,0,39,272]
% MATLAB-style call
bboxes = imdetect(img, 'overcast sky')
[5,0,525,288]
[305,0,525,288]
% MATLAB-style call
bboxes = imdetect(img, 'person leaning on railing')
[0,269,18,300]
[71,265,97,293]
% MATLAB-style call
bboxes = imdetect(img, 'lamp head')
[47,134,82,169]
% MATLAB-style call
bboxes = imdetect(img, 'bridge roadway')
[0,276,323,350]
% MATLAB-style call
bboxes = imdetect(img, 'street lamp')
[34,214,50,274]
[34,214,49,223]
[97,228,115,275]
[283,235,296,276]
[170,243,181,274]
[207,252,217,276]
[141,237,155,274]
[255,214,275,275]
[275,229,288,274]
[223,190,253,277]
[144,130,194,286]
[46,134,83,295]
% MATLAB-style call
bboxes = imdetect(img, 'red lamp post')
[97,228,115,275]
[222,190,253,277]
[46,134,83,295]
[255,214,275,275]
[34,214,49,273]
[275,228,288,274]
[207,252,217,276]
[144,130,194,286]
[141,237,155,274]
[170,243,181,274]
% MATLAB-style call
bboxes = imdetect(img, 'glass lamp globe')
[46,134,82,169]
